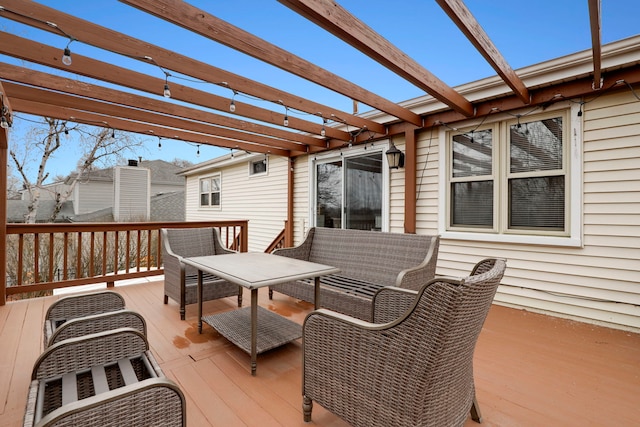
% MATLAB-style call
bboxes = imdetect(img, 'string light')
[321,118,326,137]
[230,90,237,112]
[163,73,171,98]
[283,106,289,127]
[62,45,72,66]
[196,144,201,157]
[158,137,162,150]
[0,116,8,129]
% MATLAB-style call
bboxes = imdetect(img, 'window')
[199,174,221,207]
[446,110,572,239]
[249,157,267,176]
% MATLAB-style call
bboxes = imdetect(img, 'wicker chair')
[302,258,506,427]
[45,309,147,348]
[43,291,126,348]
[161,227,243,320]
[24,328,186,427]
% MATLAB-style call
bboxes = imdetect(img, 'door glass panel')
[345,153,383,230]
[316,161,342,228]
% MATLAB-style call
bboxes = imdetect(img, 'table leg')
[251,288,258,376]
[314,276,321,310]
[198,270,203,333]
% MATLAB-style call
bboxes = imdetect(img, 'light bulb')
[62,47,72,66]
[0,116,8,129]
[321,120,326,137]
[163,83,171,98]
[158,141,162,150]
[230,99,236,112]
[283,115,289,127]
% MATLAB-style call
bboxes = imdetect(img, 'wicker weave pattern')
[302,259,506,427]
[24,329,185,427]
[32,329,149,381]
[161,227,242,319]
[46,310,147,348]
[43,292,127,349]
[271,228,439,320]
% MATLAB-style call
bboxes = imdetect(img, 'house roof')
[64,159,184,185]
[6,200,75,223]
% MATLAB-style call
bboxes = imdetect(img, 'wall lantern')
[385,141,405,169]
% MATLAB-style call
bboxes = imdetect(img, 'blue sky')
[3,0,640,182]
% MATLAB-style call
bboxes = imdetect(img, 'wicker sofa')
[161,227,243,320]
[269,227,439,321]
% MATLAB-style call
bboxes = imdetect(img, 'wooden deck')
[1,279,638,426]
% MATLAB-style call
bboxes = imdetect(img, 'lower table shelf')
[202,306,302,355]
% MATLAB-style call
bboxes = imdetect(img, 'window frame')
[439,103,583,247]
[249,156,268,177]
[198,173,221,209]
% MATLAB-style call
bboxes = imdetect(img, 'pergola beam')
[278,0,475,118]
[436,0,530,104]
[0,0,385,134]
[588,0,603,88]
[0,32,346,144]
[3,83,306,155]
[119,0,418,127]
[11,97,292,157]
[0,63,309,154]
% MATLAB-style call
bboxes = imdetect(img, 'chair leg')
[471,395,482,423]
[268,289,273,299]
[302,395,313,422]
[164,295,168,304]
[180,305,186,321]
[238,288,243,307]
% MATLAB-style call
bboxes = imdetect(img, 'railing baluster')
[63,232,69,280]
[17,234,24,287]
[34,233,40,284]
[48,233,54,282]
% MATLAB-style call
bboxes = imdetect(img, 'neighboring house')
[183,36,640,332]
[180,152,288,252]
[12,159,185,222]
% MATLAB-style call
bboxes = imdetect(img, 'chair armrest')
[46,310,147,348]
[273,227,315,260]
[371,287,418,323]
[212,228,238,255]
[32,328,149,381]
[33,377,185,427]
[395,235,440,291]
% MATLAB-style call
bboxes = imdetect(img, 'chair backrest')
[46,291,125,322]
[162,227,217,258]
[307,227,439,285]
[384,258,506,425]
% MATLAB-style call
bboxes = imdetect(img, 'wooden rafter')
[11,96,291,157]
[4,83,307,155]
[0,32,343,144]
[436,0,530,104]
[119,0,422,127]
[278,0,475,117]
[0,0,385,134]
[588,0,603,88]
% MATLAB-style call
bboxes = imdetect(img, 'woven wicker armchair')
[43,291,126,348]
[161,227,243,320]
[302,258,506,427]
[25,328,185,427]
[45,309,147,348]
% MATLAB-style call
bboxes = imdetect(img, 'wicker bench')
[269,227,439,321]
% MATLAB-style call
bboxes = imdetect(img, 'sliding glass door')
[315,152,383,231]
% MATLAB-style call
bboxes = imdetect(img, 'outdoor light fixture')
[0,116,8,129]
[163,82,171,98]
[61,46,72,66]
[321,118,326,137]
[283,107,289,127]
[386,141,405,169]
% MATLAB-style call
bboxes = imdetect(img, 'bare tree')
[9,117,144,223]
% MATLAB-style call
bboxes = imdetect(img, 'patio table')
[182,252,340,375]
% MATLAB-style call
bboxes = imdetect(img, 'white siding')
[114,166,150,221]
[76,181,112,214]
[292,155,310,244]
[427,91,640,331]
[185,156,289,252]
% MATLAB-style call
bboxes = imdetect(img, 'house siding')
[185,156,289,252]
[114,166,150,221]
[427,90,640,331]
[76,181,112,214]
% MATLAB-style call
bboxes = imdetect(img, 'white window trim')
[308,142,390,232]
[198,172,222,209]
[438,102,583,247]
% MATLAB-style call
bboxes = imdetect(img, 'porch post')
[0,95,8,305]
[286,157,294,246]
[404,128,417,233]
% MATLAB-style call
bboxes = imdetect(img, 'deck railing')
[4,220,248,300]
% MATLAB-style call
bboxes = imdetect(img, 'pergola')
[0,0,637,303]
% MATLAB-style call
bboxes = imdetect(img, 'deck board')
[1,279,638,426]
